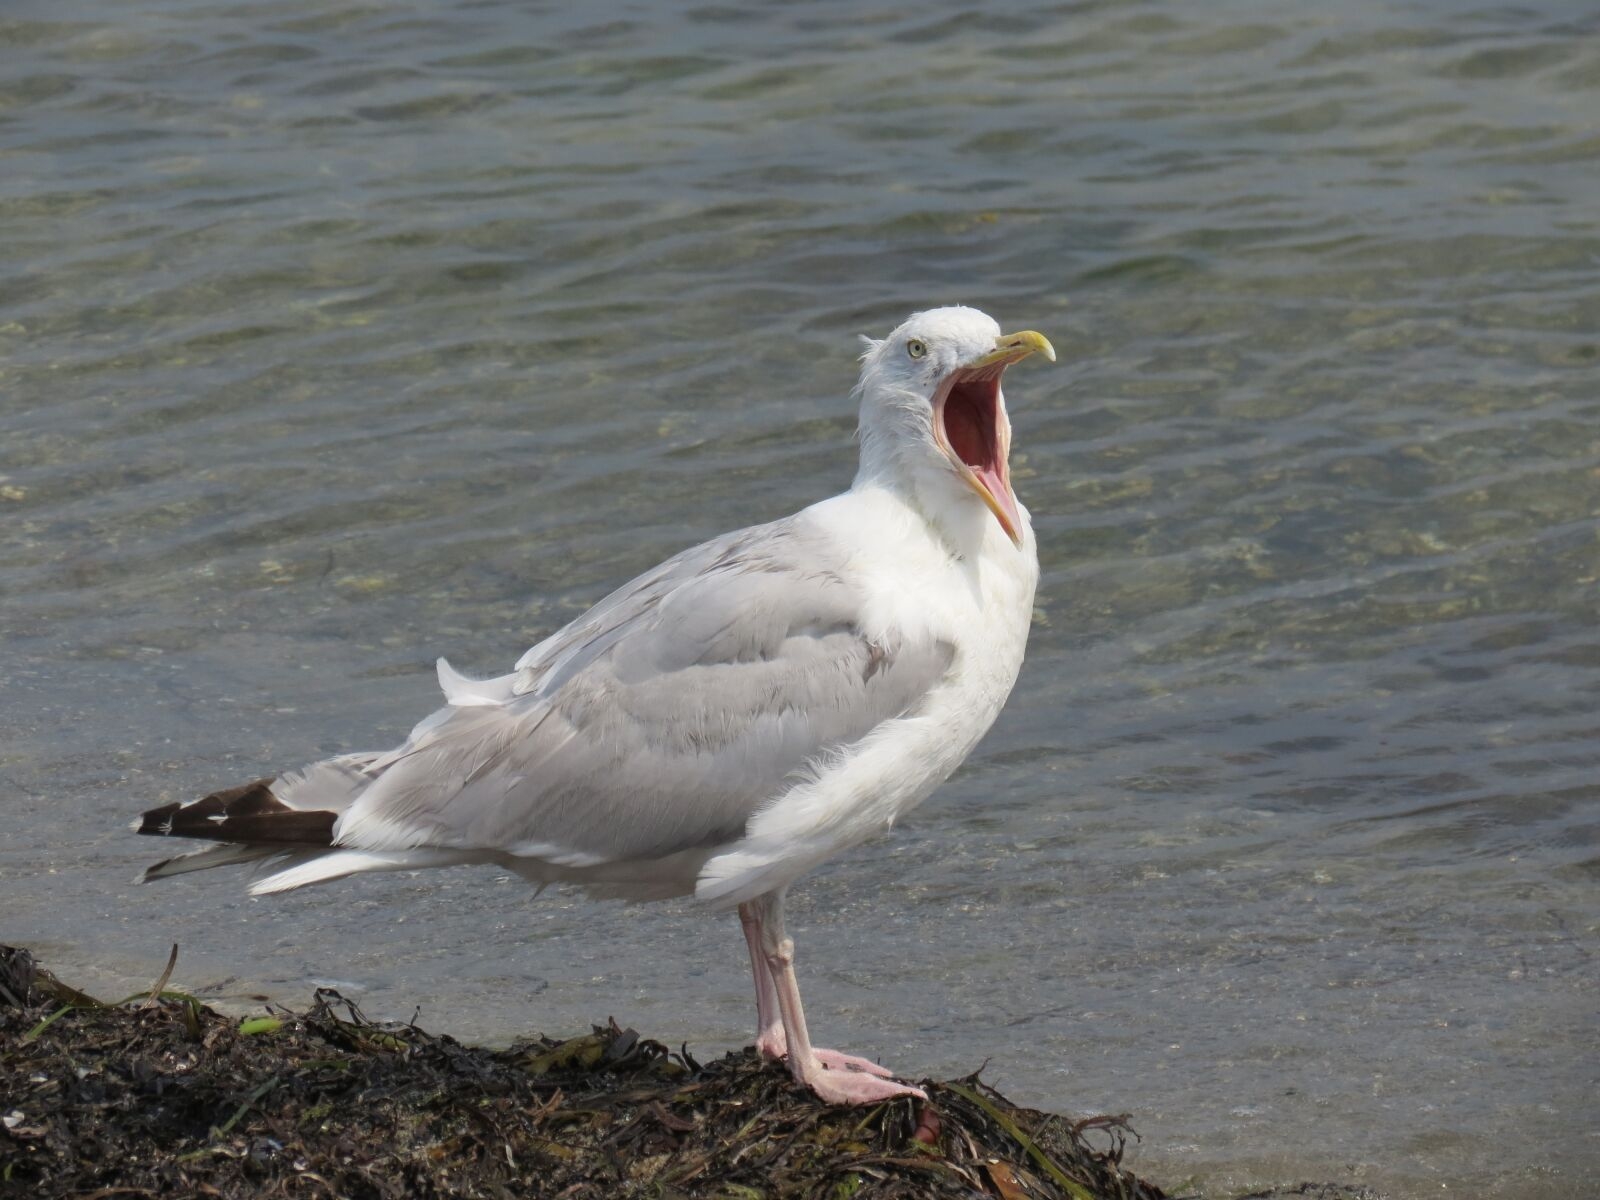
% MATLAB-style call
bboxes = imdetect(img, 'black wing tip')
[136,802,184,837]
[135,778,335,847]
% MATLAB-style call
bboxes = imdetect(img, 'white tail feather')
[248,848,473,895]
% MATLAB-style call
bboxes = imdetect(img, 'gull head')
[855,306,1055,547]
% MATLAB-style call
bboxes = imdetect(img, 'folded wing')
[335,517,953,865]
[139,517,954,896]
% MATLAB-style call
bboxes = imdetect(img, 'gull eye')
[906,338,927,360]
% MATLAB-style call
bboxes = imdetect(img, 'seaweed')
[0,945,1353,1199]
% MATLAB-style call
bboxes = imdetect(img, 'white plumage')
[137,305,1053,1104]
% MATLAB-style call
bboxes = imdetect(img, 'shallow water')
[2,1,1597,1195]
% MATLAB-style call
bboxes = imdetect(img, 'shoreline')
[1,946,1377,1199]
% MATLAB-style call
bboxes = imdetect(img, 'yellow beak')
[969,329,1056,371]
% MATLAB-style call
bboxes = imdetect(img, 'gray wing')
[332,517,954,864]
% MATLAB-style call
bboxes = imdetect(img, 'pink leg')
[743,891,925,1105]
[740,901,892,1077]
[739,901,786,1061]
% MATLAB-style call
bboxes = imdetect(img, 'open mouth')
[930,329,1053,546]
[933,362,1024,545]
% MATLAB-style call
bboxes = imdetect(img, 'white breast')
[694,484,1038,906]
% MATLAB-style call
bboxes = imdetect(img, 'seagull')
[136,306,1054,1105]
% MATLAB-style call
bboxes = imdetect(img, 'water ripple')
[1,3,1596,1197]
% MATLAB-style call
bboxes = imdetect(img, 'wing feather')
[333,517,953,867]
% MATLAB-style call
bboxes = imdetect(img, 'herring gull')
[135,306,1054,1105]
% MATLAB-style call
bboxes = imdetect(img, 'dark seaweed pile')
[0,946,1167,1199]
[1,947,1386,1199]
